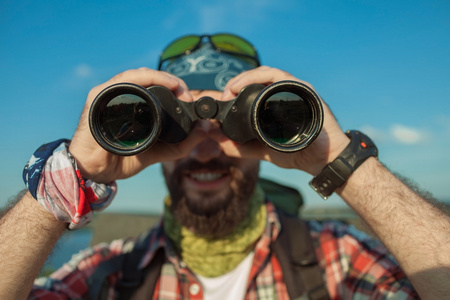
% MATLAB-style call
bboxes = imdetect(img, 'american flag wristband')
[23,139,117,229]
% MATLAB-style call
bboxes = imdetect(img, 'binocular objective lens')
[258,91,311,145]
[99,94,154,149]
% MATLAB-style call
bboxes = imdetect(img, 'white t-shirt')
[196,251,255,300]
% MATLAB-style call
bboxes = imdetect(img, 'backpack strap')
[259,177,303,215]
[273,211,330,300]
[88,253,128,300]
[116,247,165,300]
[88,230,165,300]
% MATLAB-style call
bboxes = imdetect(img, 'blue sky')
[1,0,449,214]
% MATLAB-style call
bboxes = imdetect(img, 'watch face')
[344,130,378,169]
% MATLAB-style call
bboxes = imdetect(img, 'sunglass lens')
[160,36,201,62]
[211,34,256,57]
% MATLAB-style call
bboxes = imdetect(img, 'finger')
[221,67,274,100]
[108,68,180,89]
[222,66,314,100]
[226,66,294,89]
[138,125,208,165]
[111,68,194,102]
[168,74,194,102]
[207,127,264,159]
[88,68,192,103]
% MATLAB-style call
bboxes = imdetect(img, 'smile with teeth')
[188,171,226,182]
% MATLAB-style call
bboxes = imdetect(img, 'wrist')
[336,156,380,197]
[307,131,350,177]
[23,192,68,231]
[23,139,117,229]
[309,130,378,199]
[68,138,105,182]
[323,132,351,167]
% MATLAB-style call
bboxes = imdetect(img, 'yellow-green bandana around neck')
[163,185,267,278]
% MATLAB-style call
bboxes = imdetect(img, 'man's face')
[161,90,260,237]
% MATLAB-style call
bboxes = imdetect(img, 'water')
[42,229,93,274]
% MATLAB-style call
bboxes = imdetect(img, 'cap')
[162,43,256,91]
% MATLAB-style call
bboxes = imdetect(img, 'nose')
[187,120,223,163]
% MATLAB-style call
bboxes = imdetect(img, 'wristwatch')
[309,130,378,199]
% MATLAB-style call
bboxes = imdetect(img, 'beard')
[162,158,260,238]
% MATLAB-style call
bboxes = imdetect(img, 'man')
[1,33,449,299]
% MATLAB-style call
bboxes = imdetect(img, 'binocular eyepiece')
[89,80,324,156]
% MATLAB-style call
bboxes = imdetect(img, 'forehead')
[190,90,223,100]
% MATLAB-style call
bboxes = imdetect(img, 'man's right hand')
[69,68,206,183]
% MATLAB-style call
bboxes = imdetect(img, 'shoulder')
[33,225,162,290]
[306,219,396,269]
[306,220,418,298]
[307,219,381,250]
[30,225,164,299]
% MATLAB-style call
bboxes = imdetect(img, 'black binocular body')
[89,80,324,156]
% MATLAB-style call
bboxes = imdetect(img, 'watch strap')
[309,130,378,199]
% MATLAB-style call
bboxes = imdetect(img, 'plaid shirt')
[29,202,418,299]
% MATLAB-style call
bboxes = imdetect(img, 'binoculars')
[89,80,324,156]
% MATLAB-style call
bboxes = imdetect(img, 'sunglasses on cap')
[158,33,261,70]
